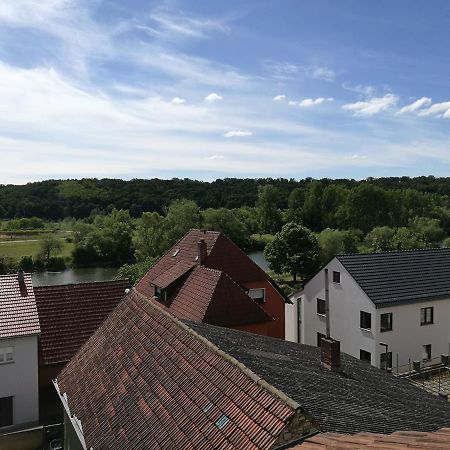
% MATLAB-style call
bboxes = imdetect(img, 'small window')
[172,249,180,257]
[0,347,13,364]
[380,351,392,370]
[317,332,326,348]
[0,396,13,427]
[332,271,341,283]
[360,349,371,364]
[380,313,393,332]
[248,288,265,304]
[420,307,433,325]
[360,311,372,330]
[317,298,326,315]
[154,286,166,302]
[215,414,229,429]
[423,344,432,361]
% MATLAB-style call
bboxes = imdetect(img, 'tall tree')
[133,212,167,262]
[301,181,324,230]
[39,235,63,261]
[164,199,201,244]
[264,222,320,281]
[286,188,305,223]
[256,185,281,234]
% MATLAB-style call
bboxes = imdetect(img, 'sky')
[1,0,450,184]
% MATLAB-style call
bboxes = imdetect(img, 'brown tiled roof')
[298,428,450,449]
[135,229,280,326]
[56,289,296,450]
[35,279,129,365]
[0,273,40,338]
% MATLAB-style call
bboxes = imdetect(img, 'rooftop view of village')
[1,1,450,449]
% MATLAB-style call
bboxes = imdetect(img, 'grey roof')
[188,321,450,435]
[337,248,450,306]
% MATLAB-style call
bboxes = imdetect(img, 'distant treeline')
[1,176,450,222]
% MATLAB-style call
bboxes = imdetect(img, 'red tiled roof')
[35,279,129,365]
[135,229,279,326]
[0,273,40,338]
[298,428,450,449]
[56,289,296,450]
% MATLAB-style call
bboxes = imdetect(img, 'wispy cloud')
[223,130,253,138]
[305,66,335,81]
[263,60,335,82]
[273,94,286,101]
[342,94,398,116]
[398,97,431,114]
[205,92,223,102]
[342,82,375,97]
[417,101,450,118]
[289,97,334,107]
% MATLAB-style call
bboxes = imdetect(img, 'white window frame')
[248,288,265,304]
[332,271,341,284]
[0,347,14,365]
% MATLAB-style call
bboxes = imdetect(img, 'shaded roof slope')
[0,273,40,338]
[188,321,450,435]
[35,279,129,365]
[56,289,296,450]
[298,428,450,449]
[337,248,450,306]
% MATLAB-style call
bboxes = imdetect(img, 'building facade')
[287,249,450,370]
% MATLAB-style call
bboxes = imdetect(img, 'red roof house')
[136,229,288,338]
[34,279,129,387]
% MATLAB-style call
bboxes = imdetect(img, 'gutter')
[52,379,92,450]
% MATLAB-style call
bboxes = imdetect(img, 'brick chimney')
[18,270,28,297]
[197,239,207,266]
[321,338,340,371]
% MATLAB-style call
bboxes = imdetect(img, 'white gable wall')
[0,335,39,430]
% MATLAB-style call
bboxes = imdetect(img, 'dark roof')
[35,279,129,365]
[56,289,296,450]
[299,428,450,449]
[188,321,450,435]
[136,229,279,326]
[337,248,450,306]
[0,273,40,338]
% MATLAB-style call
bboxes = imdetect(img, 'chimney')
[197,239,207,266]
[17,270,28,297]
[321,338,341,371]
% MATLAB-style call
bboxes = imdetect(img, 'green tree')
[39,235,63,261]
[392,227,427,250]
[264,222,320,282]
[234,207,260,235]
[321,185,350,229]
[286,188,305,223]
[255,185,281,234]
[317,229,359,264]
[301,181,323,230]
[365,226,396,252]
[116,257,156,285]
[410,217,445,246]
[133,212,167,262]
[164,199,201,244]
[202,208,249,249]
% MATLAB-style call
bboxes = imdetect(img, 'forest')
[2,176,450,290]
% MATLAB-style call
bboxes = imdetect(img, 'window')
[380,313,393,332]
[172,248,180,257]
[316,298,326,315]
[421,307,433,325]
[360,350,371,364]
[0,397,13,427]
[380,351,392,370]
[0,347,13,364]
[360,311,372,330]
[332,271,341,283]
[154,286,166,302]
[423,344,432,361]
[248,288,265,304]
[317,332,326,348]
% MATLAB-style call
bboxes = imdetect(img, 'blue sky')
[0,0,450,183]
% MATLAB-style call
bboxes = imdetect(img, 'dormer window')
[154,286,167,302]
[248,288,265,304]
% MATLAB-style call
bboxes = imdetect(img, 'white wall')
[376,298,450,369]
[0,335,39,430]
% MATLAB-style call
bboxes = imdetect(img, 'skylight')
[172,249,180,257]
[215,415,229,429]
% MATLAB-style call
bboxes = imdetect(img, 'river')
[31,251,269,286]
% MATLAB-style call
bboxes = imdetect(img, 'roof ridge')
[337,246,449,258]
[34,279,129,289]
[132,287,299,411]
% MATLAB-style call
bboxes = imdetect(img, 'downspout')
[296,297,301,344]
[325,268,330,338]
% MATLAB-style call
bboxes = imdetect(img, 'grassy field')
[0,238,74,259]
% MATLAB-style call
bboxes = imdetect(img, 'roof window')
[215,414,229,429]
[172,249,180,257]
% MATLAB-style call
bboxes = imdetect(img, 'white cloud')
[205,92,223,102]
[171,97,185,104]
[306,66,335,82]
[223,130,253,138]
[342,82,375,97]
[418,101,450,118]
[289,97,333,107]
[342,94,398,116]
[398,97,432,114]
[273,94,286,101]
[205,154,225,160]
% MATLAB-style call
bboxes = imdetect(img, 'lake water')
[32,267,119,286]
[31,251,269,286]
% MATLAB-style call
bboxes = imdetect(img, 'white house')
[286,248,450,370]
[0,272,40,431]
